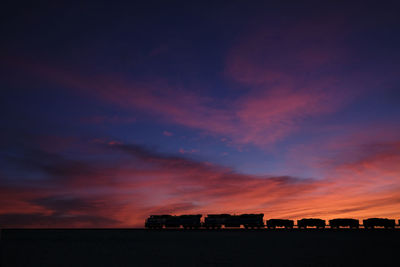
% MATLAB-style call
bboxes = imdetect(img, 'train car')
[145,214,202,229]
[266,219,294,229]
[237,214,264,229]
[363,218,395,229]
[329,218,359,229]
[145,215,172,229]
[203,214,231,229]
[297,218,326,229]
[163,215,181,228]
[203,214,264,229]
[179,214,202,229]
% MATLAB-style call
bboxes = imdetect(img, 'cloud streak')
[1,129,400,228]
[12,61,351,148]
[8,11,395,149]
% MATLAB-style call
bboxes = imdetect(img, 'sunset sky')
[1,1,400,227]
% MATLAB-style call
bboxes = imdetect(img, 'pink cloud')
[2,131,400,228]
[16,62,353,148]
[10,16,363,149]
[6,14,393,150]
[0,139,320,227]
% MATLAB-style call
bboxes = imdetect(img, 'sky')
[1,1,400,227]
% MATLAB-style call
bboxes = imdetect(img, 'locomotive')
[144,214,399,229]
[144,215,169,229]
[145,214,201,229]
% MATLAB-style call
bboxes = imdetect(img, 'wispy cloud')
[13,59,354,148]
[1,128,400,227]
[0,133,318,227]
[9,13,387,149]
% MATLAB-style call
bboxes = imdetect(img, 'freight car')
[329,218,359,229]
[238,214,264,229]
[203,214,264,229]
[266,219,294,229]
[297,218,326,229]
[145,214,202,229]
[363,218,395,229]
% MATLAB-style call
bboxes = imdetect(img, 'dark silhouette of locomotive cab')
[363,218,395,229]
[145,214,201,229]
[145,215,171,229]
[297,218,326,229]
[203,214,264,229]
[266,219,294,229]
[329,218,359,229]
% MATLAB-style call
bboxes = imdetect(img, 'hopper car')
[363,218,395,229]
[329,218,359,229]
[266,219,294,229]
[297,218,326,229]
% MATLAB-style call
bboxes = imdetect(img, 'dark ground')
[1,229,399,267]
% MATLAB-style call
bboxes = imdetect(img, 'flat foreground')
[1,229,399,266]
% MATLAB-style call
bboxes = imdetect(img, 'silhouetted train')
[144,214,399,229]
